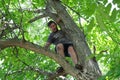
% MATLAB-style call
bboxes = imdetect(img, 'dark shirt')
[47,30,72,45]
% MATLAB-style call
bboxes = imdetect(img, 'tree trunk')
[46,0,101,79]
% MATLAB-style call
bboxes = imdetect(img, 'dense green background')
[0,0,120,79]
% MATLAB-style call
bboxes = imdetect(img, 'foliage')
[0,0,120,79]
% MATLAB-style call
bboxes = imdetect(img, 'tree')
[0,0,120,80]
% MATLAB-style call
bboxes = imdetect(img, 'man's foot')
[56,67,67,76]
[75,64,83,72]
[56,67,64,73]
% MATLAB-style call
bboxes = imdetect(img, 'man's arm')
[44,42,51,50]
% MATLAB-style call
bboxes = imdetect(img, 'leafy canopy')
[0,0,120,79]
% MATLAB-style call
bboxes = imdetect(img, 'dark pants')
[55,43,73,57]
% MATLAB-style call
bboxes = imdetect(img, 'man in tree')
[44,20,83,73]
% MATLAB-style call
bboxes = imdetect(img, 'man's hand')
[44,42,51,50]
[56,17,61,24]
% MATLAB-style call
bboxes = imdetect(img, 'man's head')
[47,21,58,32]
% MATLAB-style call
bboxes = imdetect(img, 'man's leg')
[68,46,83,71]
[68,46,78,65]
[56,43,65,57]
[56,43,65,73]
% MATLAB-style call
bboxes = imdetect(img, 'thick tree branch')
[0,39,87,79]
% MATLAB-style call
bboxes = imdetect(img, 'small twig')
[18,58,52,76]
[99,50,108,54]
[28,14,47,23]
[48,71,67,80]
